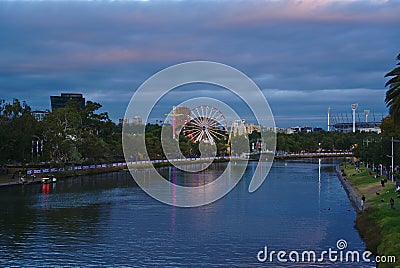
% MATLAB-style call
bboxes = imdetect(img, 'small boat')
[19,176,27,184]
[42,175,57,184]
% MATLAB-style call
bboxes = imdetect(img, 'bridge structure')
[272,151,353,159]
[2,152,354,188]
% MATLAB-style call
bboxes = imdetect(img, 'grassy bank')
[343,164,400,267]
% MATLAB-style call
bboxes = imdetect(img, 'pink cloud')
[215,0,400,26]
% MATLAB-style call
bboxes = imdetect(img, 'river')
[0,159,372,267]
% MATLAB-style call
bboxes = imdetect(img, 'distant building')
[275,127,287,134]
[229,119,247,136]
[168,106,191,137]
[284,126,317,134]
[131,116,143,125]
[119,118,129,125]
[174,106,191,126]
[31,110,49,121]
[289,126,301,134]
[301,126,312,133]
[331,122,381,134]
[328,106,383,133]
[50,93,85,111]
[245,123,261,134]
[118,116,143,125]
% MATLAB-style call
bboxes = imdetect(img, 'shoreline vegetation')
[340,162,400,267]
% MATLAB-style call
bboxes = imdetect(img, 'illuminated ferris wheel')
[182,105,228,145]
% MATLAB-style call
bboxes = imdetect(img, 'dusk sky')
[1,0,399,128]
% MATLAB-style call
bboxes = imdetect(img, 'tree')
[0,98,124,165]
[39,100,120,164]
[380,116,400,137]
[41,103,83,163]
[385,53,400,122]
[0,99,37,164]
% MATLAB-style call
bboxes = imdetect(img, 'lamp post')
[388,137,400,182]
[327,107,330,132]
[32,135,43,163]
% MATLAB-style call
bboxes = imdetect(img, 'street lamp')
[387,137,400,183]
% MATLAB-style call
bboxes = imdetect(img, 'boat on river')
[42,175,56,184]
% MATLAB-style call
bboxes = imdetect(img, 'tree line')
[0,99,122,165]
[0,97,396,167]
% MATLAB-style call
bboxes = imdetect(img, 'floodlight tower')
[327,107,331,131]
[351,103,358,133]
[364,110,370,123]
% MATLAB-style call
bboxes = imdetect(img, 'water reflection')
[0,160,367,267]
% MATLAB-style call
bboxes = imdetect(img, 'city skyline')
[1,0,399,128]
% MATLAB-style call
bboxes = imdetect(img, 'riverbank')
[0,167,126,187]
[0,158,232,187]
[336,165,362,212]
[341,163,399,267]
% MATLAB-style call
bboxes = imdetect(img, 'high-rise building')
[168,106,191,138]
[174,106,191,126]
[50,93,85,111]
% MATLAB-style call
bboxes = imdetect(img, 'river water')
[0,159,372,267]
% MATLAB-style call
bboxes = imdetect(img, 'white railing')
[25,156,237,175]
[25,152,352,175]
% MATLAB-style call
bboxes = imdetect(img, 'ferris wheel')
[182,105,228,145]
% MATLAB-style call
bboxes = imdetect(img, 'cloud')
[0,0,398,127]
[211,0,400,27]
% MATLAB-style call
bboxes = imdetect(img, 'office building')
[50,93,85,111]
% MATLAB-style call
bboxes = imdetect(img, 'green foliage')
[355,207,382,255]
[0,99,37,163]
[354,117,400,166]
[230,135,249,156]
[345,165,400,267]
[385,53,400,123]
[0,98,122,165]
[276,131,377,153]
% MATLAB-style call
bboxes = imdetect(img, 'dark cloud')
[0,0,399,127]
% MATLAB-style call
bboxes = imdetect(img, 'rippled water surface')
[0,160,371,267]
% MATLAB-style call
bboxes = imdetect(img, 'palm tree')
[385,53,400,122]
